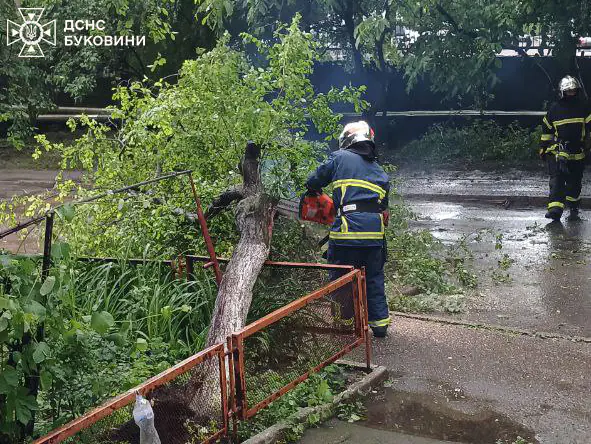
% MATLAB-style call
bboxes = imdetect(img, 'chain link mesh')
[39,347,226,444]
[238,273,363,417]
[36,265,367,444]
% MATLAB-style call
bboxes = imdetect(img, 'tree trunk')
[188,142,276,412]
[205,193,275,345]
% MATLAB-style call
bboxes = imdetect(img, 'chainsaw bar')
[276,198,331,247]
[276,198,300,219]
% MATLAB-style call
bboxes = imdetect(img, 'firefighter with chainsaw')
[304,121,391,338]
[540,76,591,221]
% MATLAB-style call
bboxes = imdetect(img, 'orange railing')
[33,264,369,444]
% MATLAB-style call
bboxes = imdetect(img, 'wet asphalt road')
[303,317,591,444]
[302,169,591,444]
[392,167,591,338]
[0,169,76,199]
[409,199,591,337]
[0,169,79,253]
[373,317,590,444]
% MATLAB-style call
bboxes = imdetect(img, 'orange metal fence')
[33,265,369,444]
[230,269,367,420]
[33,343,228,444]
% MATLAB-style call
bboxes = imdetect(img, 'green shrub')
[392,120,540,165]
[0,252,217,442]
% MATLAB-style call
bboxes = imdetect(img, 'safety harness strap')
[337,200,383,216]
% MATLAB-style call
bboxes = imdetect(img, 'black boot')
[567,208,580,221]
[545,209,562,221]
[371,326,388,338]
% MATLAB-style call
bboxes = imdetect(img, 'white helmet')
[558,75,581,98]
[338,121,375,149]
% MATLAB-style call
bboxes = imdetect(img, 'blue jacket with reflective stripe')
[306,147,390,247]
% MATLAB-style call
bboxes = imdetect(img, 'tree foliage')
[400,0,591,105]
[0,0,216,147]
[196,0,591,107]
[26,14,366,257]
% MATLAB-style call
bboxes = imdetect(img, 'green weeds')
[385,205,475,313]
[0,251,217,441]
[389,120,540,167]
[238,364,352,442]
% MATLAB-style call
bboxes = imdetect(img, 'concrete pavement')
[302,168,591,444]
[302,317,590,444]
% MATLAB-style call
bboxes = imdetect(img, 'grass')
[386,120,540,169]
[67,260,217,352]
[0,253,218,440]
[237,364,356,442]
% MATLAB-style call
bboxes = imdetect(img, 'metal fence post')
[359,268,372,371]
[187,174,222,285]
[41,212,54,279]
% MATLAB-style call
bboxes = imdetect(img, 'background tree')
[195,0,591,110]
[0,0,217,147]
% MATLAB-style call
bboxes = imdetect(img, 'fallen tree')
[204,141,276,347]
[25,14,368,418]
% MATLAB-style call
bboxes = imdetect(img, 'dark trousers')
[547,157,585,213]
[327,243,390,328]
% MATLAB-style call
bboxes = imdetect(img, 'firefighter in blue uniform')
[540,76,591,221]
[306,121,391,337]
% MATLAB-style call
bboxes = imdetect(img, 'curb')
[241,361,389,444]
[402,193,556,209]
[393,311,591,344]
[401,192,591,210]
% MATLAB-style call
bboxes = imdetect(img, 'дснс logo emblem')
[6,8,56,58]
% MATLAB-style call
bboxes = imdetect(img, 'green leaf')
[23,300,47,321]
[0,296,10,310]
[136,337,148,351]
[11,312,24,340]
[119,319,131,335]
[106,333,126,346]
[39,276,56,296]
[32,342,51,364]
[91,311,115,334]
[15,402,32,425]
[51,242,70,261]
[40,370,53,390]
[2,366,19,388]
[56,204,75,222]
[14,388,37,425]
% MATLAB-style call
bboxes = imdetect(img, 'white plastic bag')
[133,393,161,444]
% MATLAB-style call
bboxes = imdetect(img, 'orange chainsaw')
[298,192,336,226]
[276,192,335,246]
[276,192,335,225]
[279,192,391,226]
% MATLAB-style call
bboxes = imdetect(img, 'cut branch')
[205,187,244,220]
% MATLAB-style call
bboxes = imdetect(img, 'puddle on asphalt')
[362,388,538,444]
